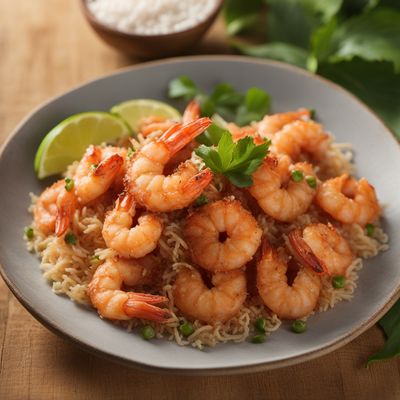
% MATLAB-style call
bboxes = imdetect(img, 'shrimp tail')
[117,192,135,213]
[55,191,76,236]
[182,100,201,123]
[161,117,212,155]
[288,229,327,274]
[182,168,213,200]
[123,294,170,322]
[93,154,124,177]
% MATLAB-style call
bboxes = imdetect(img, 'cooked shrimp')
[226,123,258,142]
[249,155,317,222]
[102,193,163,258]
[257,242,321,320]
[184,198,262,272]
[88,257,170,321]
[257,108,310,139]
[173,267,247,324]
[315,174,380,226]
[73,145,125,205]
[33,180,76,236]
[126,118,213,212]
[271,120,330,161]
[289,223,354,277]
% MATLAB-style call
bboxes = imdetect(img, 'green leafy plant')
[225,0,400,138]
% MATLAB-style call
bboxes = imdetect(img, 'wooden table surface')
[0,1,399,399]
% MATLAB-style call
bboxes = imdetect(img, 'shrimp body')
[127,118,213,212]
[102,194,162,259]
[34,180,76,236]
[257,108,310,139]
[173,267,246,324]
[88,257,170,321]
[272,120,330,161]
[289,223,354,277]
[315,174,380,226]
[249,155,317,222]
[184,199,262,272]
[73,145,125,205]
[257,244,321,320]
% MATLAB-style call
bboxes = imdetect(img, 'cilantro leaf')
[195,131,270,187]
[196,123,227,146]
[168,77,271,127]
[236,88,271,126]
[168,76,200,100]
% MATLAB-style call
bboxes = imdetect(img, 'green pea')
[254,317,266,333]
[64,177,74,192]
[291,320,307,334]
[332,275,346,289]
[64,232,77,245]
[179,321,194,337]
[251,334,266,344]
[194,194,208,207]
[366,223,375,237]
[141,325,155,340]
[24,227,34,239]
[291,170,304,182]
[306,176,317,189]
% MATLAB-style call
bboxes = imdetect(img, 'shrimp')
[248,154,317,222]
[271,120,330,161]
[126,117,213,212]
[102,193,163,259]
[183,198,262,272]
[73,145,125,205]
[257,242,321,320]
[88,257,170,321]
[315,174,380,226]
[226,123,258,142]
[33,180,76,236]
[173,267,247,324]
[257,108,310,139]
[289,223,354,277]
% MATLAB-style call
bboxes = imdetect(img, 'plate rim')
[1,55,399,375]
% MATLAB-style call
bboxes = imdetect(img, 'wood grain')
[0,1,399,399]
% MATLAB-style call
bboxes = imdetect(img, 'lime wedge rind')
[34,112,130,179]
[110,99,181,134]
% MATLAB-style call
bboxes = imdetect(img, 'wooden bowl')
[80,0,223,59]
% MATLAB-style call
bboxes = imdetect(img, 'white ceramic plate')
[0,56,399,374]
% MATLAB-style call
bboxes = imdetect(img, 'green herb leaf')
[236,87,271,126]
[168,76,200,100]
[235,41,310,69]
[196,123,227,146]
[224,0,265,35]
[368,300,400,365]
[195,132,269,187]
[325,8,400,72]
[266,0,339,49]
[318,59,400,138]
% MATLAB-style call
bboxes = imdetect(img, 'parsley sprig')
[195,125,270,188]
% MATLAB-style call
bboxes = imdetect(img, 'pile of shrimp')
[27,101,388,349]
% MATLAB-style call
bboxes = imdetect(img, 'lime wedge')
[111,99,181,133]
[34,112,130,179]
